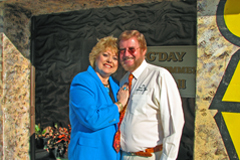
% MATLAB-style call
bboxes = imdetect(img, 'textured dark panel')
[32,1,196,159]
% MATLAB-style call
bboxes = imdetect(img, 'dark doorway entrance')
[31,1,196,159]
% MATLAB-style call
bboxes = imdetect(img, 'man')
[118,30,185,160]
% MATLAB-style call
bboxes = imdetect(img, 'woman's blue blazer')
[68,66,120,160]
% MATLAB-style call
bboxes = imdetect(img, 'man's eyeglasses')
[119,47,140,54]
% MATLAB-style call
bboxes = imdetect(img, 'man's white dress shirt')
[120,60,185,160]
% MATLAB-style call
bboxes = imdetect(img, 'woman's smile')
[95,49,118,78]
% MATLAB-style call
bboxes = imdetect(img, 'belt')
[128,144,163,157]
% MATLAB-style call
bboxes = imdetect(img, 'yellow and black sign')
[211,0,240,159]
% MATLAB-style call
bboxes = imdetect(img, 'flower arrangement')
[35,123,71,159]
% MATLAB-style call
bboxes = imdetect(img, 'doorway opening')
[31,1,196,159]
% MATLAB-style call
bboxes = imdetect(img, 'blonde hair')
[118,30,147,52]
[89,36,118,68]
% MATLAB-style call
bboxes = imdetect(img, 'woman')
[68,36,129,160]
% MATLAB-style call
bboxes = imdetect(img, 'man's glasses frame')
[119,47,140,55]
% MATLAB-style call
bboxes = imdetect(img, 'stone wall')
[0,5,3,158]
[2,34,31,159]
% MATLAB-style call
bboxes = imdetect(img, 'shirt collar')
[131,59,147,79]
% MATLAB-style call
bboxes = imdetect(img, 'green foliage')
[35,124,46,137]
[35,123,71,159]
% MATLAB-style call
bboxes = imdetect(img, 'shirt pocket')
[129,94,148,115]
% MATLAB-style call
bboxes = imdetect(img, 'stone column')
[0,3,4,160]
[0,3,32,159]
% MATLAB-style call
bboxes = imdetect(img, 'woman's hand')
[115,84,130,112]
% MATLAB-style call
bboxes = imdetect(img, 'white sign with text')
[146,46,196,98]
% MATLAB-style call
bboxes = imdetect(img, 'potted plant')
[45,123,71,159]
[35,123,48,149]
[35,123,71,159]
